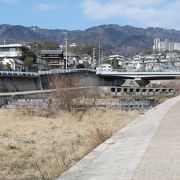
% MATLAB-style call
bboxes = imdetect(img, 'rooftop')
[41,50,63,55]
[0,44,23,48]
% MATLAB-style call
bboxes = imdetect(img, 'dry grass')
[0,108,141,179]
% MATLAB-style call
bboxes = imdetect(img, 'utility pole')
[3,38,6,45]
[93,48,96,63]
[99,42,101,67]
[64,32,68,70]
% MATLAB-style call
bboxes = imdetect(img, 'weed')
[0,108,139,179]
[89,127,113,149]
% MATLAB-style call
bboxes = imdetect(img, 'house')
[69,43,77,48]
[78,54,92,68]
[64,52,80,68]
[0,44,24,71]
[0,44,23,58]
[1,58,24,71]
[132,55,144,64]
[41,50,64,69]
[109,55,125,68]
[166,52,177,60]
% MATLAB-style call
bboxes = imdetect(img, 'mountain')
[1,24,180,55]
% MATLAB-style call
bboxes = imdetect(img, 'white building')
[153,38,180,52]
[1,58,24,71]
[0,44,23,58]
[153,38,160,51]
[109,55,125,67]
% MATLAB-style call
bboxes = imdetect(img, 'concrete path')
[58,95,180,180]
[132,98,180,180]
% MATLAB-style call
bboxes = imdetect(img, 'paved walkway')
[58,95,180,180]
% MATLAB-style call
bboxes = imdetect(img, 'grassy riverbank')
[0,108,140,179]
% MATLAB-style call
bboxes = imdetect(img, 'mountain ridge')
[1,24,180,55]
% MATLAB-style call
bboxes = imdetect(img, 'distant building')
[69,43,77,48]
[132,55,144,64]
[78,54,92,68]
[41,50,64,69]
[153,38,160,52]
[109,55,124,61]
[109,55,125,67]
[1,58,24,71]
[0,44,24,71]
[65,52,80,68]
[153,38,180,52]
[0,44,23,58]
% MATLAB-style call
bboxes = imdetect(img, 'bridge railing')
[39,68,96,75]
[0,71,39,77]
[96,68,180,73]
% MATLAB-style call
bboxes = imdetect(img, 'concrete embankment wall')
[40,72,125,89]
[0,77,39,92]
[0,72,105,92]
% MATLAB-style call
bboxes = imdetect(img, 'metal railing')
[0,71,39,77]
[39,68,96,75]
[0,68,180,77]
[96,68,180,73]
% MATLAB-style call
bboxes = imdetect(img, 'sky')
[0,0,180,30]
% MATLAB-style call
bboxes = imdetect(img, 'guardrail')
[0,69,96,77]
[0,71,39,77]
[0,68,180,77]
[39,68,96,75]
[96,68,180,73]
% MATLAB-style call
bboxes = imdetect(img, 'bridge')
[96,68,180,86]
[96,69,180,80]
[39,68,180,87]
[1,68,180,80]
[0,68,180,92]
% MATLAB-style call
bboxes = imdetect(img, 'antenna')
[99,42,101,67]
[3,38,6,45]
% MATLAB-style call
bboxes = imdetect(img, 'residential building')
[64,52,80,68]
[0,44,24,71]
[1,58,24,71]
[153,38,180,52]
[109,55,125,68]
[0,44,23,58]
[153,38,160,51]
[41,50,64,69]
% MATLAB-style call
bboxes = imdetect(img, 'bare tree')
[49,75,100,112]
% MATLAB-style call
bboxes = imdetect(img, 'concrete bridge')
[1,68,180,79]
[0,68,180,92]
[40,68,180,87]
[96,69,180,80]
[96,69,180,86]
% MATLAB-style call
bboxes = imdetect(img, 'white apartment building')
[153,38,180,52]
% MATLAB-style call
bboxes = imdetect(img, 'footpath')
[58,95,180,180]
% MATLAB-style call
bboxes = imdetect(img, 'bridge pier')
[135,78,150,87]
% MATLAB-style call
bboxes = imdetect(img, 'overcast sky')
[0,0,179,30]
